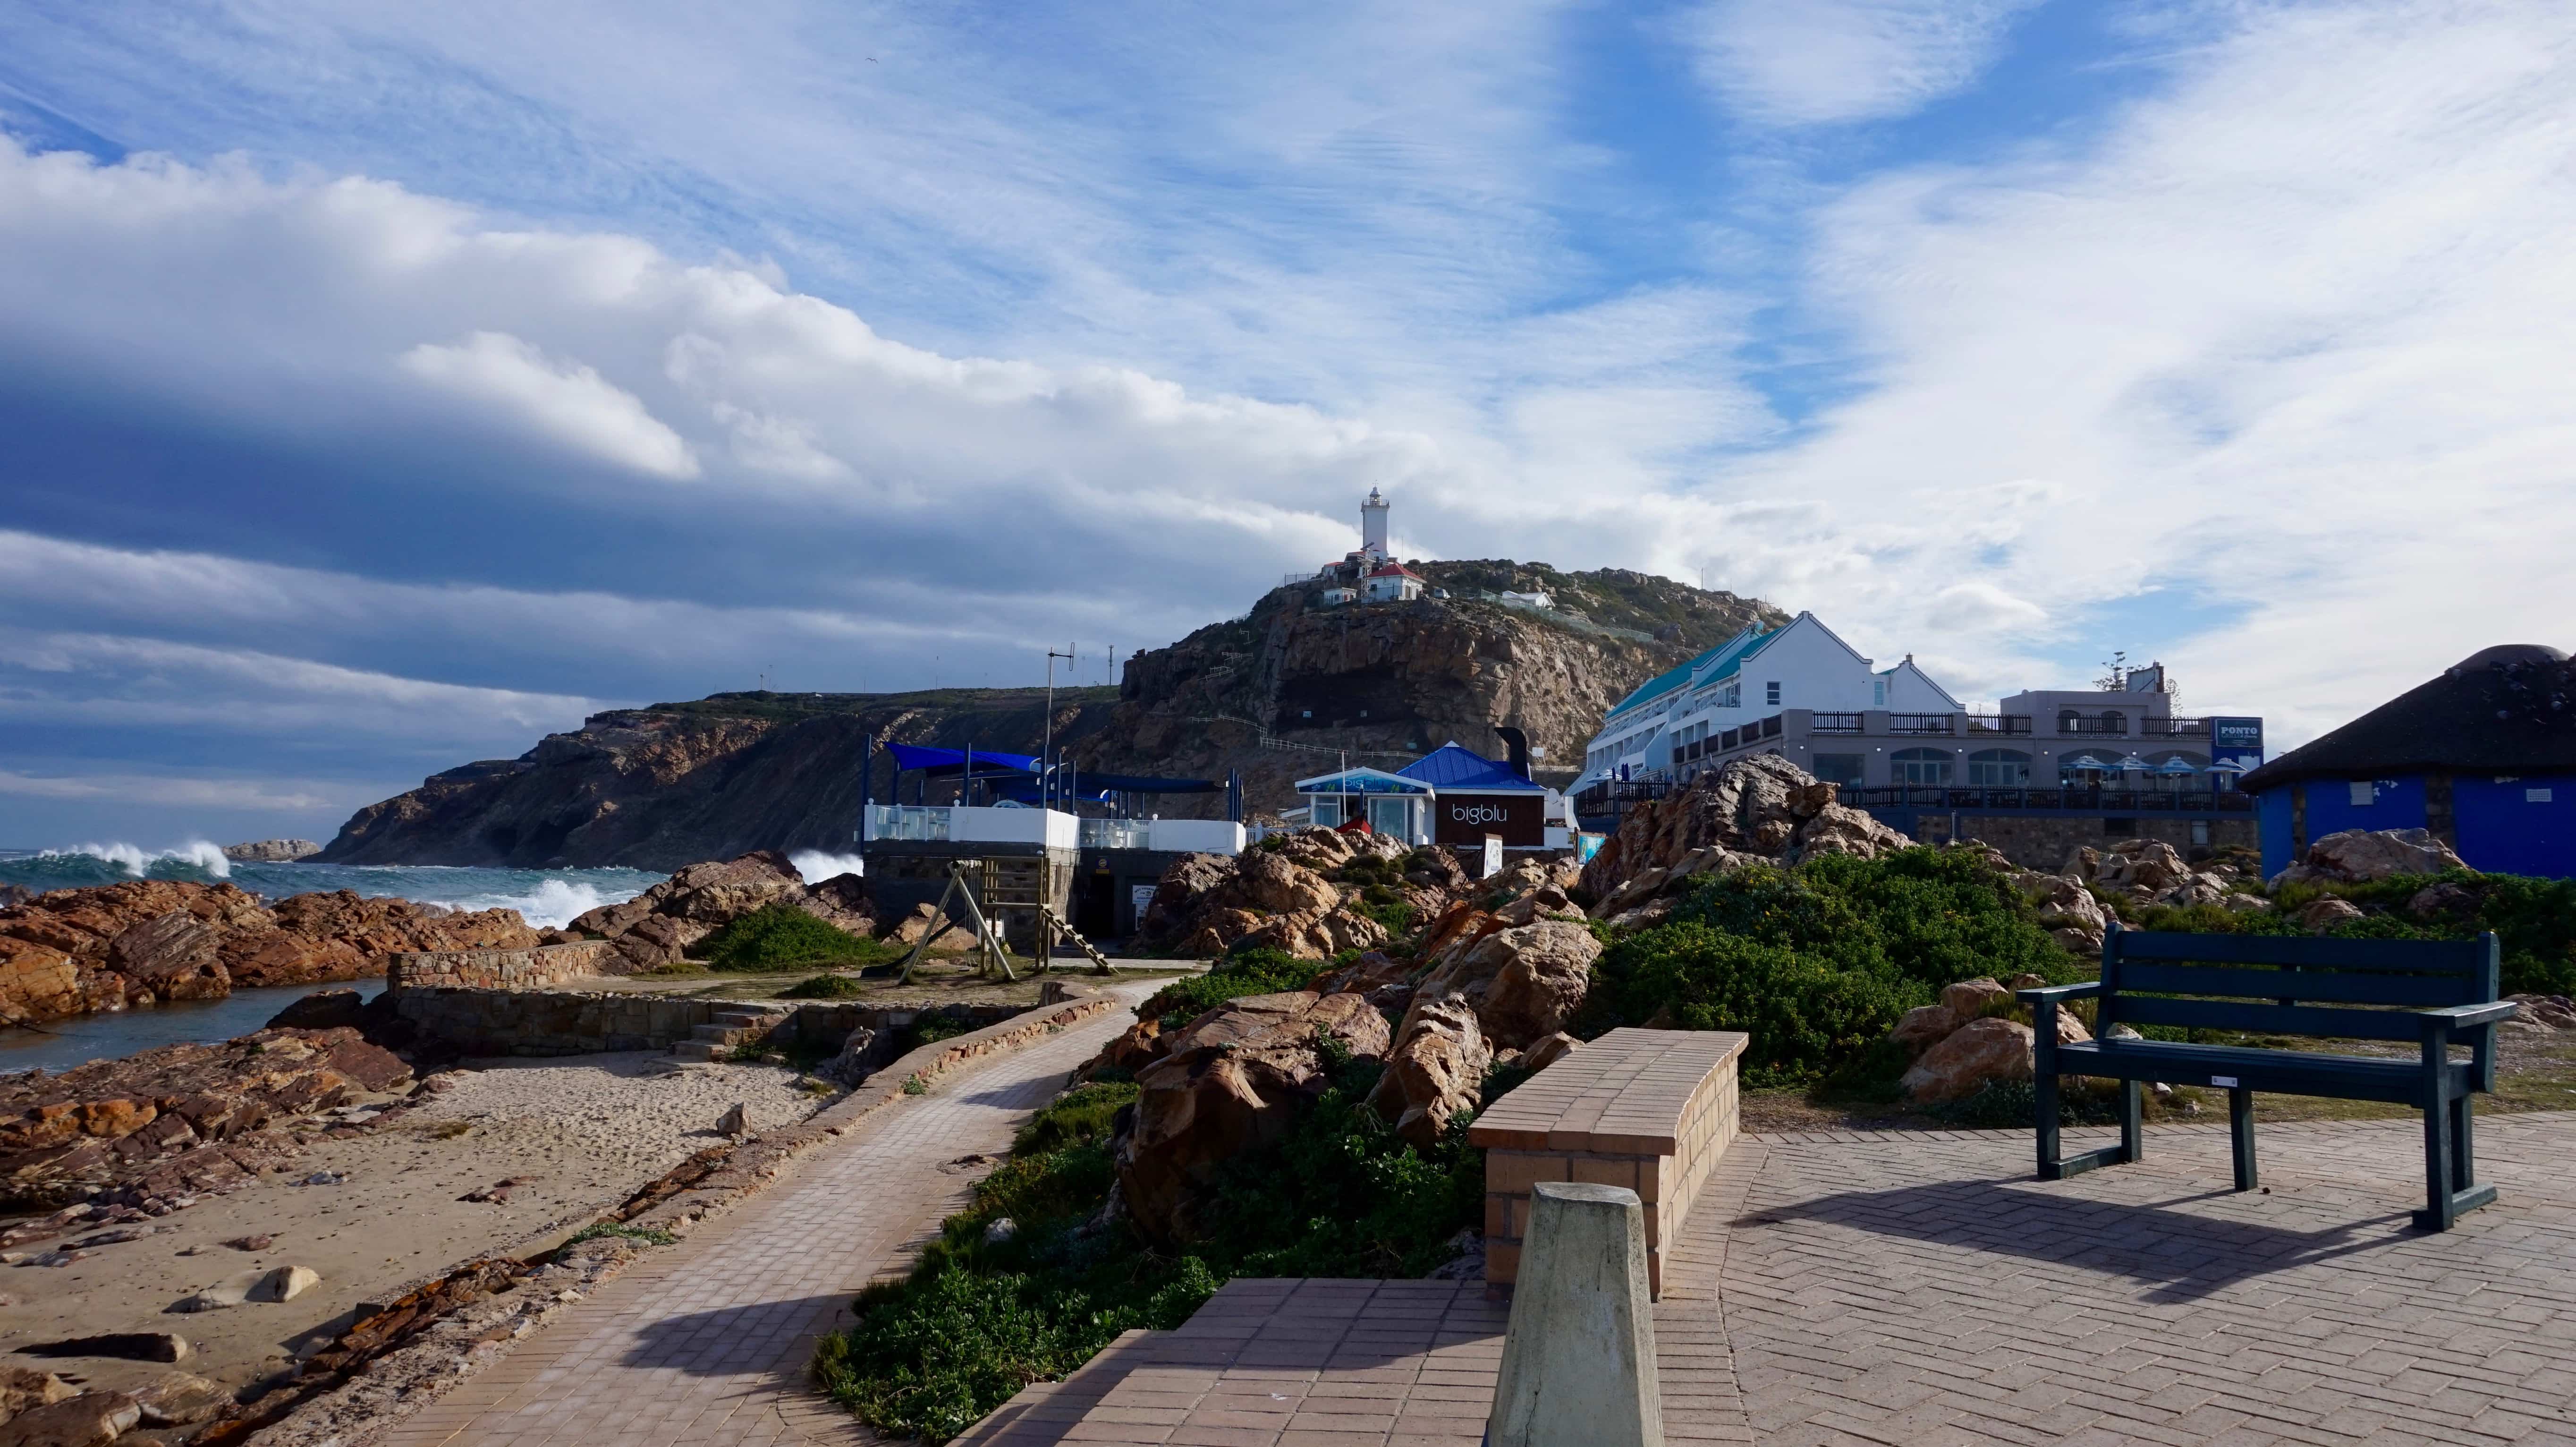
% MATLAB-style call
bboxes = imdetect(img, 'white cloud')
[0,769,357,812]
[402,331,699,479]
[1681,0,2045,126]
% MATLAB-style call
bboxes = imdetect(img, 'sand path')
[377,981,1152,1447]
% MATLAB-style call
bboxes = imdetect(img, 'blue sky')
[0,0,2568,847]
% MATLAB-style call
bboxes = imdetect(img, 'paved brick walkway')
[962,1111,2576,1446]
[377,988,1148,1447]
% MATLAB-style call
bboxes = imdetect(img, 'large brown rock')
[1235,851,1342,916]
[1116,991,1390,1243]
[1367,998,1491,1147]
[107,913,229,1004]
[1139,854,1241,942]
[2093,839,2190,896]
[0,1392,140,1447]
[0,1367,76,1420]
[2279,828,2471,886]
[1900,1017,2034,1104]
[1580,754,1910,911]
[2298,897,2368,932]
[1473,922,1603,1048]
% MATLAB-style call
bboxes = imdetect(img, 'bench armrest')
[2417,1001,2517,1030]
[2016,981,2102,1006]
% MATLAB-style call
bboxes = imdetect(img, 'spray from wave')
[40,841,233,879]
[788,850,866,882]
[416,877,634,930]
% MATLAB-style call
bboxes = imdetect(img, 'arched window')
[1966,749,2032,786]
[1891,748,1954,785]
[2097,710,2127,734]
[2059,708,2082,732]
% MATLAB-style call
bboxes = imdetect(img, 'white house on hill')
[1574,612,1959,791]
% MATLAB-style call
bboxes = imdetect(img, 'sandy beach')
[0,1052,825,1403]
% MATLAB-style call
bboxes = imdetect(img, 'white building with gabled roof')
[1572,612,1961,792]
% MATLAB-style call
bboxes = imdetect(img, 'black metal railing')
[2140,717,2211,737]
[1889,713,1954,735]
[2056,716,2133,735]
[1812,712,1864,733]
[1838,786,2253,813]
[1964,714,2033,734]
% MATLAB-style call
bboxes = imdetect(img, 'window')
[2349,781,2375,806]
[1875,679,1887,706]
[1312,796,1342,827]
[1766,681,1782,706]
[2099,710,2127,733]
[1966,749,2032,786]
[1368,796,1408,836]
[2102,817,2137,836]
[1811,753,1865,785]
[2059,709,2081,732]
[2191,820,2212,847]
[1890,748,1954,785]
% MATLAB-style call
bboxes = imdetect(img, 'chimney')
[1496,726,1531,781]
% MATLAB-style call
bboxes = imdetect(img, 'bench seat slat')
[2115,962,2474,1007]
[2115,996,2432,1042]
[2057,1039,2459,1106]
[2113,931,2486,972]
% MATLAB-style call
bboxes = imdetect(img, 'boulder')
[1521,1031,1580,1074]
[1900,1017,2034,1105]
[1579,754,1911,909]
[2220,891,2274,914]
[0,1392,140,1447]
[1236,851,1342,917]
[798,873,876,933]
[1115,991,1390,1243]
[1889,1004,1958,1055]
[2274,827,2470,886]
[0,1368,76,1420]
[1472,922,1603,1048]
[1492,884,1582,928]
[1939,977,2013,1021]
[2094,840,2190,896]
[1139,854,1242,942]
[1368,999,1492,1147]
[2298,897,2367,932]
[2408,881,2482,919]
[129,1374,227,1428]
[608,913,715,972]
[1791,803,1910,860]
[263,988,368,1031]
[107,913,230,1004]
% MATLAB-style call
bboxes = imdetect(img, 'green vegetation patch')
[1135,945,1316,1030]
[694,903,903,972]
[780,972,872,999]
[2136,868,2576,997]
[813,1057,1480,1442]
[1577,848,2083,1088]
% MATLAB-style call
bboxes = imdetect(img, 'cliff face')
[320,690,1120,869]
[321,562,1782,864]
[1073,562,1784,817]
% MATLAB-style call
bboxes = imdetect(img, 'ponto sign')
[1449,802,1513,825]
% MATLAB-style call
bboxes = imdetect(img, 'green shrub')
[2134,868,2576,996]
[1579,848,2080,1086]
[695,903,900,972]
[899,1010,974,1053]
[780,972,871,999]
[813,1056,1481,1440]
[1136,945,1315,1028]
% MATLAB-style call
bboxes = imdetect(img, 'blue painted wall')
[2253,772,2576,879]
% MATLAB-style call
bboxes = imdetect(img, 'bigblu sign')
[1433,792,1542,847]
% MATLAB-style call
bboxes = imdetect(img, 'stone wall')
[388,940,615,991]
[391,985,1034,1058]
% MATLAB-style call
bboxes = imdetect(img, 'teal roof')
[1607,627,1776,722]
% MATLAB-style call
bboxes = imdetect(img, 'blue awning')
[884,742,1041,776]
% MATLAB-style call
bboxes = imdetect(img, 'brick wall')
[1466,1027,1746,1298]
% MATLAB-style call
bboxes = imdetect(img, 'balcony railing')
[1079,817,1152,851]
[1812,712,1864,734]
[1888,713,1954,735]
[2140,717,2212,737]
[1837,786,2253,814]
[865,804,951,842]
[1965,714,2033,735]
[2056,716,2132,735]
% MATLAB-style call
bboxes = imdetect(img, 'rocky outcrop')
[1137,830,1411,961]
[567,851,874,971]
[1888,976,2085,1105]
[0,1027,412,1209]
[1580,754,1912,918]
[0,881,540,1027]
[223,839,322,863]
[1367,999,1490,1147]
[1115,990,1391,1243]
[2271,828,2471,887]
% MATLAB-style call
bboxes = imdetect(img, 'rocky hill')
[1071,561,1780,816]
[319,562,1780,867]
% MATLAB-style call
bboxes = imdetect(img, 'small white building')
[1363,563,1426,603]
[1319,586,1358,606]
[1499,590,1553,612]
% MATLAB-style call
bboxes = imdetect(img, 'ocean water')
[0,844,662,929]
[0,843,669,1072]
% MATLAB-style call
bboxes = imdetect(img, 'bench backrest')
[2100,928,2501,1045]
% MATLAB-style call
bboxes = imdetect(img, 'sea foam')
[788,850,866,882]
[42,841,233,878]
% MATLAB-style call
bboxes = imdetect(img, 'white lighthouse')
[1360,486,1390,562]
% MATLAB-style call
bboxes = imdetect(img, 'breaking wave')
[36,841,233,879]
[788,850,866,882]
[415,876,631,930]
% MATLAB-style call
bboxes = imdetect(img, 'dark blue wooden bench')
[2017,925,2509,1231]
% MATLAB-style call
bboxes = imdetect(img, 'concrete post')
[1487,1181,1663,1447]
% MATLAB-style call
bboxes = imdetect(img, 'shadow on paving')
[618,1291,856,1378]
[1746,1176,2423,1304]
